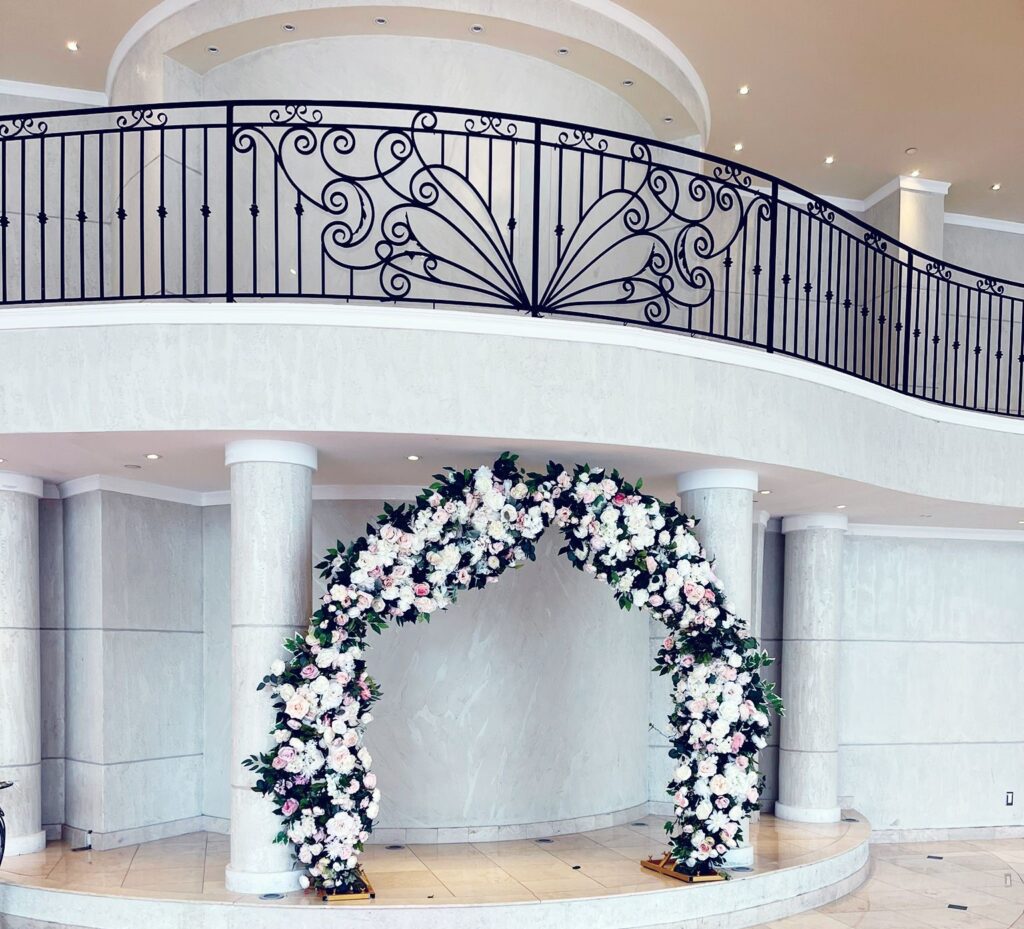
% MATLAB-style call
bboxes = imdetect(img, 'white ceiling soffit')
[105,0,710,140]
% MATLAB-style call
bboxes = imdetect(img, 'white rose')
[695,800,713,820]
[270,659,286,676]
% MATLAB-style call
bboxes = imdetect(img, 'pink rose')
[281,798,299,816]
[731,732,746,752]
[646,556,657,573]
[663,636,674,650]
[413,582,430,598]
[364,772,377,789]
[747,788,759,803]
[613,493,626,505]
[278,746,296,762]
[301,664,319,680]
[703,588,716,602]
[272,756,287,769]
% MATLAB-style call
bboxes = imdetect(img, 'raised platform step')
[0,812,870,929]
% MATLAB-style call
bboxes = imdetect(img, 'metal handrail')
[2,99,1022,415]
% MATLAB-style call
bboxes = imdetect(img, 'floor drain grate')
[841,817,858,823]
[630,821,648,827]
[927,854,944,860]
[385,844,405,850]
[729,866,753,872]
[535,838,554,844]
[948,904,968,911]
[259,893,284,900]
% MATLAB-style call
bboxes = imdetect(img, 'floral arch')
[245,454,782,893]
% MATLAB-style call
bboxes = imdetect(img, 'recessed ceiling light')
[733,142,744,152]
[621,78,635,87]
[663,116,674,124]
[407,455,420,461]
[66,40,79,53]
[905,147,918,155]
[124,464,142,470]
[556,47,569,56]
[992,183,1002,191]
[738,84,750,95]
[759,489,772,495]
[910,169,920,177]
[835,504,847,509]
[206,45,220,54]
[373,16,388,26]
[0,458,6,464]
[289,267,297,275]
[282,23,296,32]
[469,23,484,33]
[1018,520,1024,525]
[824,155,835,165]
[145,453,161,460]
[919,514,932,519]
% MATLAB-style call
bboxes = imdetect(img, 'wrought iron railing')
[2,99,1023,415]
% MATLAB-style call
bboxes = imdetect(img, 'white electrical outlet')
[1006,791,1014,806]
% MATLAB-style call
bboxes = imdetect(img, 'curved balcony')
[2,99,1022,416]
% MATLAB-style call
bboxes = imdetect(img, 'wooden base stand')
[641,854,726,883]
[321,869,376,903]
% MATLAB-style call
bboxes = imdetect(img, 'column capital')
[0,471,45,498]
[781,513,848,534]
[225,440,317,471]
[676,468,758,494]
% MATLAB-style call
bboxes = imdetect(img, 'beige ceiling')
[1,0,1023,219]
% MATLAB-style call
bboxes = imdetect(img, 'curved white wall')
[2,305,1024,510]
[202,499,650,832]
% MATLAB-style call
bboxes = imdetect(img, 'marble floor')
[1,815,1021,929]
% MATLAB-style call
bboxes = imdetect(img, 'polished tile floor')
[1,814,1021,929]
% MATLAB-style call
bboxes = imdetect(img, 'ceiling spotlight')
[759,489,771,495]
[621,78,635,87]
[738,84,750,95]
[734,142,744,152]
[1018,520,1024,525]
[992,183,1002,191]
[905,147,918,155]
[289,267,297,275]
[282,23,296,32]
[910,169,920,177]
[556,47,570,56]
[0,458,6,464]
[469,23,484,33]
[66,40,80,53]
[663,116,674,124]
[824,155,835,165]
[124,464,142,470]
[373,16,388,26]
[407,455,420,461]
[145,453,161,460]
[206,45,220,54]
[835,504,847,510]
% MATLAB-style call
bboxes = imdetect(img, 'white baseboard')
[872,823,1024,844]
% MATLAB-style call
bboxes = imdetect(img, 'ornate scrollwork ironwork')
[0,117,48,139]
[115,108,168,129]
[977,277,1005,295]
[863,230,889,252]
[268,104,324,125]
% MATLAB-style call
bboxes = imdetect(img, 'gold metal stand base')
[641,854,726,883]
[321,868,376,903]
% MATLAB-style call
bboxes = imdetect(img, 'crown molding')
[944,212,1024,237]
[0,79,106,107]
[224,439,318,470]
[781,513,848,534]
[847,523,1024,543]
[0,471,45,497]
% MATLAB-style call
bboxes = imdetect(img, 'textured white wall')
[202,498,650,830]
[944,223,1024,284]
[839,534,1024,831]
[63,491,204,841]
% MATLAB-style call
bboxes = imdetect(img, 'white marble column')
[0,473,46,856]
[776,514,846,823]
[676,468,757,865]
[676,469,758,623]
[224,440,316,894]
